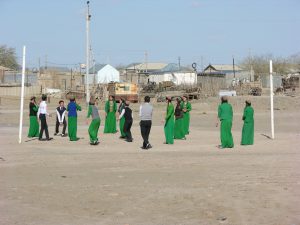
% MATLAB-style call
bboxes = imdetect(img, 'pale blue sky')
[0,0,299,68]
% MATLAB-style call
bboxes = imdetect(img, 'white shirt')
[119,108,125,119]
[119,108,133,120]
[38,101,49,116]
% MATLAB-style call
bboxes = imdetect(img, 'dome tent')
[88,64,120,84]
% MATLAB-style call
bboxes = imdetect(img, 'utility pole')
[85,1,91,104]
[38,57,41,78]
[93,59,96,85]
[144,51,148,73]
[249,48,254,82]
[45,54,48,70]
[70,68,73,90]
[232,56,236,79]
[178,56,181,69]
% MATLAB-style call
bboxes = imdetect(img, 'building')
[148,63,197,86]
[88,64,120,84]
[123,62,168,84]
[203,64,251,87]
[197,67,227,96]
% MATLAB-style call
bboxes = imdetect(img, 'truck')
[107,82,139,103]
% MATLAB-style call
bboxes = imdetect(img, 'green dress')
[104,100,117,133]
[67,103,82,141]
[164,103,175,144]
[241,106,254,145]
[181,101,192,135]
[174,105,185,140]
[118,103,126,137]
[28,104,39,138]
[218,102,234,148]
[87,105,101,144]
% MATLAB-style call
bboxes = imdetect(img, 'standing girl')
[87,98,101,145]
[67,97,82,141]
[174,98,186,140]
[28,96,39,138]
[164,97,175,144]
[104,95,117,133]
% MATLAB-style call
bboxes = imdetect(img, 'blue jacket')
[68,102,78,117]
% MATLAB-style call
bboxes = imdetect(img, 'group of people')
[164,96,192,144]
[28,95,82,142]
[27,94,154,149]
[27,94,254,149]
[216,96,254,148]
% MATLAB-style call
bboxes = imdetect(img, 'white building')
[88,64,120,84]
[148,63,197,86]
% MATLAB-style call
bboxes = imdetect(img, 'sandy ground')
[0,95,300,225]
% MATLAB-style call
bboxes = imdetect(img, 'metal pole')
[270,60,274,139]
[85,1,91,103]
[233,57,236,79]
[19,46,26,144]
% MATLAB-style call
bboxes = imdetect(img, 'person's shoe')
[54,133,58,136]
[146,143,152,149]
[61,133,67,137]
[119,136,125,139]
[38,138,43,141]
[126,139,133,142]
[46,137,53,141]
[140,146,147,150]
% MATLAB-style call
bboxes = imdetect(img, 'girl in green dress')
[174,98,186,140]
[216,96,234,148]
[181,96,192,135]
[86,98,101,145]
[28,96,39,138]
[67,97,82,141]
[104,95,117,133]
[241,100,254,145]
[164,97,175,144]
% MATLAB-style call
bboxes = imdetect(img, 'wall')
[197,75,226,96]
[0,85,41,97]
[149,72,197,86]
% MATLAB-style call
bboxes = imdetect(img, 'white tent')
[88,64,120,84]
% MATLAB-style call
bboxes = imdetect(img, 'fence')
[0,85,41,97]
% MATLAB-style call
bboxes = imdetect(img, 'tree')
[0,45,19,70]
[239,53,295,78]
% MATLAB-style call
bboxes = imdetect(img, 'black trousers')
[39,114,49,139]
[123,119,133,141]
[140,120,152,148]
[55,118,67,134]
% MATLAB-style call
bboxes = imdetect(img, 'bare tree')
[0,45,19,70]
[239,53,297,78]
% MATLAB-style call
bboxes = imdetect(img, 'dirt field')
[0,95,300,225]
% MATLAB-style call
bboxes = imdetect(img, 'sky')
[0,0,299,69]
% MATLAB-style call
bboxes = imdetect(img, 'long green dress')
[87,105,101,144]
[67,103,82,141]
[241,106,254,145]
[28,103,39,138]
[164,103,175,144]
[118,102,126,137]
[174,104,185,140]
[104,100,117,133]
[218,102,234,148]
[181,101,192,135]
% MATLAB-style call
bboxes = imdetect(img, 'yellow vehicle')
[107,82,139,102]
